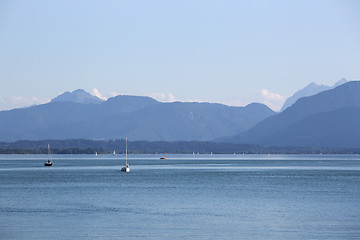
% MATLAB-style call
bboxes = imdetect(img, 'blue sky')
[0,0,359,111]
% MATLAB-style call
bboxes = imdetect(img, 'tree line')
[1,139,360,154]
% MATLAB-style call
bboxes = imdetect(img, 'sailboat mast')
[125,137,128,165]
[48,144,50,161]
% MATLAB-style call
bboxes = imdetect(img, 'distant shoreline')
[1,152,360,155]
[1,139,360,155]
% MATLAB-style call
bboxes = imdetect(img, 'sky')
[0,0,359,111]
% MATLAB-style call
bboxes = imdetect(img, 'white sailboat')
[121,137,130,172]
[44,144,53,166]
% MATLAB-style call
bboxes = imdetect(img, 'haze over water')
[1,154,359,239]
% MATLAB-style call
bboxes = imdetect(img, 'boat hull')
[44,162,52,166]
[121,167,130,172]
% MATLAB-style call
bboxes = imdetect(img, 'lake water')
[0,154,359,239]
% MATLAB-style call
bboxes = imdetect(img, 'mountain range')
[220,81,360,148]
[0,90,275,142]
[2,80,360,148]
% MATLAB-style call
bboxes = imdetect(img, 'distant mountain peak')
[308,82,318,87]
[334,78,348,87]
[244,102,273,110]
[280,79,348,111]
[72,89,87,94]
[106,94,159,103]
[51,89,104,104]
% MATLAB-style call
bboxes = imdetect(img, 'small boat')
[121,137,130,172]
[44,160,52,166]
[44,144,53,166]
[160,154,167,160]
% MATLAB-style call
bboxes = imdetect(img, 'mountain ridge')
[280,78,347,111]
[0,90,276,142]
[218,81,360,147]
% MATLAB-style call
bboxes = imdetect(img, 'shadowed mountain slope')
[219,81,360,147]
[259,106,360,147]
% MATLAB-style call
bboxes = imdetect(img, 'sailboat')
[121,137,130,172]
[44,144,53,166]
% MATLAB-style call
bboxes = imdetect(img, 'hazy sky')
[0,0,359,111]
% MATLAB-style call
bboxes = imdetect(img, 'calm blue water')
[0,154,359,239]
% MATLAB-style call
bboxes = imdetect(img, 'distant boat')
[44,144,53,166]
[95,152,98,156]
[160,153,167,159]
[113,150,116,155]
[121,137,130,172]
